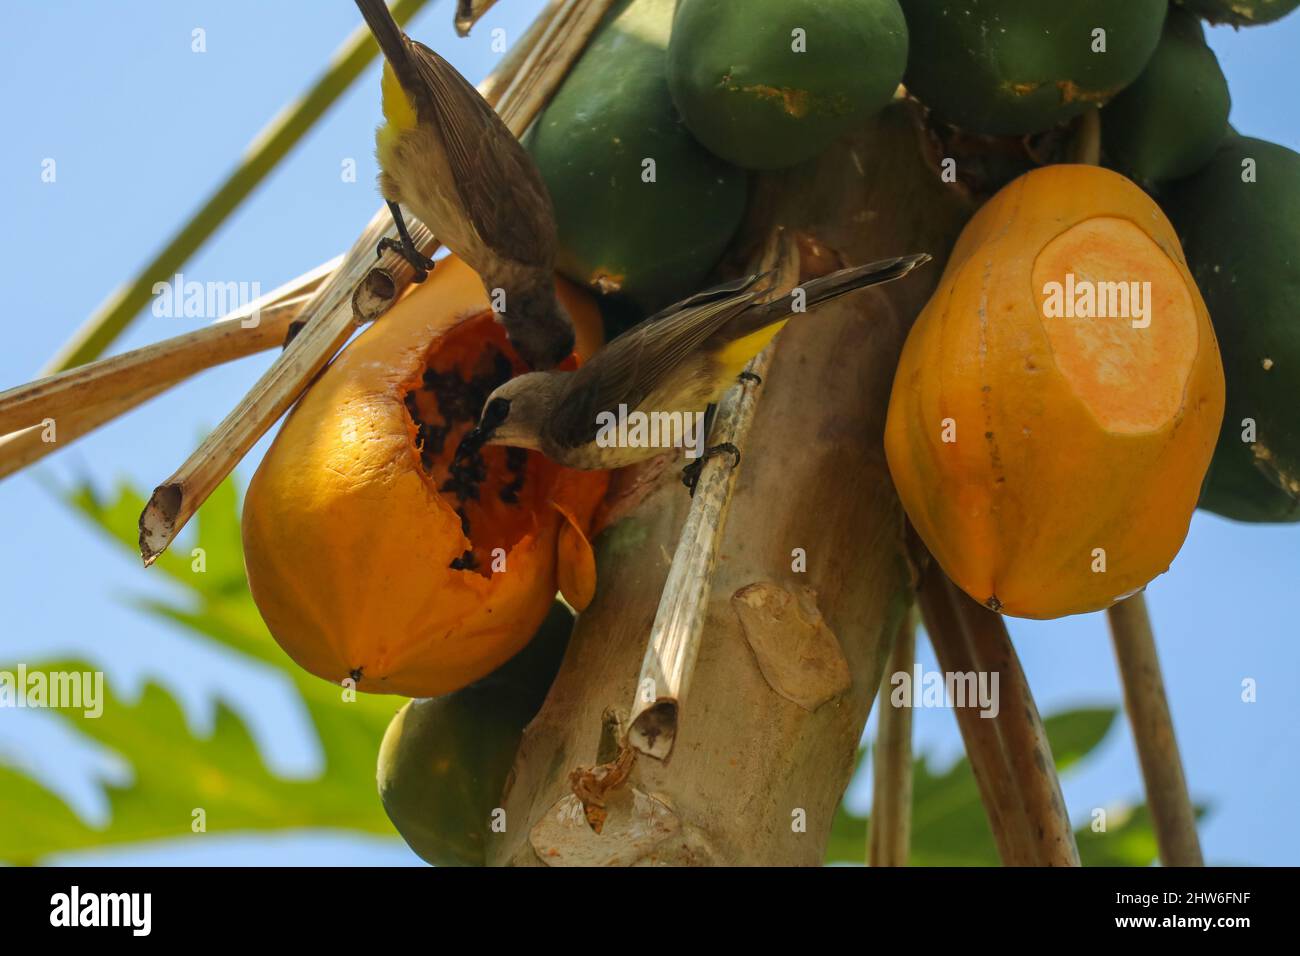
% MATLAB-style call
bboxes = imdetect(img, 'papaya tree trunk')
[488,103,970,866]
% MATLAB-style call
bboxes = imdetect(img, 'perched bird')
[354,0,574,369]
[460,254,932,473]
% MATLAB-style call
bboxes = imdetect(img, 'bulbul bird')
[354,0,574,369]
[460,254,932,473]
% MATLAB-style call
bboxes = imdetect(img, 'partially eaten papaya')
[885,165,1225,619]
[241,256,609,697]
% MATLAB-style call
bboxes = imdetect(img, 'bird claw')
[376,237,435,282]
[681,442,742,496]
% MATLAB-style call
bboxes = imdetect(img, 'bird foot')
[681,442,741,496]
[376,236,435,283]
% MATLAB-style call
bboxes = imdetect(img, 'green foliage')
[0,478,399,864]
[826,707,1190,866]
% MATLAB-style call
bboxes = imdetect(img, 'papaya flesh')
[666,0,908,170]
[1101,8,1230,189]
[885,165,1225,619]
[899,0,1167,136]
[526,0,747,312]
[377,602,573,867]
[241,256,608,697]
[1164,136,1300,522]
[1179,0,1300,26]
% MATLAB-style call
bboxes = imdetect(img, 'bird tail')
[716,253,931,346]
[355,0,415,77]
[773,253,932,317]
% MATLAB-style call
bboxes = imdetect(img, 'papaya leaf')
[0,661,396,863]
[1042,707,1117,773]
[827,706,1188,867]
[0,478,402,863]
[1073,802,1210,867]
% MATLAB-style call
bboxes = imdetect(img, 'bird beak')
[454,423,492,462]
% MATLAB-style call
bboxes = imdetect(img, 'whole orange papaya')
[242,256,608,696]
[885,165,1224,619]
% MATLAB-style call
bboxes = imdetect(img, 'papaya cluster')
[892,0,1300,528]
[241,0,1300,862]
[877,0,1300,615]
[530,0,1298,530]
[526,0,910,315]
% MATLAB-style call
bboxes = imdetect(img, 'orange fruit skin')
[884,165,1225,619]
[242,256,606,696]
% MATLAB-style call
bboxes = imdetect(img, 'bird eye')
[483,397,511,428]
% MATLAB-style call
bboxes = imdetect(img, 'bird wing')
[716,254,932,342]
[406,40,557,269]
[544,255,932,449]
[546,290,765,449]
[641,272,771,324]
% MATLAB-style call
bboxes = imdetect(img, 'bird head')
[460,371,563,455]
[504,295,576,371]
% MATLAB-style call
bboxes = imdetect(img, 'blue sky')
[1,2,1297,866]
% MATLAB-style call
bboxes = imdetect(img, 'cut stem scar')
[454,0,501,37]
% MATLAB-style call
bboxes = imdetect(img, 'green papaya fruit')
[898,0,1167,135]
[526,0,748,312]
[376,603,573,865]
[666,0,908,170]
[1101,8,1231,188]
[1164,136,1300,522]
[1178,0,1300,26]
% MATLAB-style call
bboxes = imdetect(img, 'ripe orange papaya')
[885,165,1225,619]
[242,256,608,696]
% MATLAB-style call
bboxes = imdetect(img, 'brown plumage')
[355,0,573,369]
[467,254,933,470]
